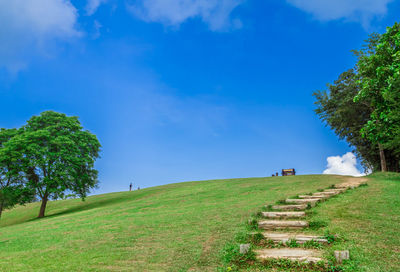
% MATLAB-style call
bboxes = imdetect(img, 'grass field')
[0,174,399,271]
[309,172,400,272]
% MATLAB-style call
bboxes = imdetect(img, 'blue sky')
[0,0,399,194]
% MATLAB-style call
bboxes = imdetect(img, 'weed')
[251,211,263,218]
[303,239,323,249]
[308,220,328,230]
[286,239,299,248]
[305,210,316,216]
[263,204,273,211]
[221,242,256,267]
[276,199,287,205]
[249,232,264,244]
[326,263,344,272]
[276,241,285,248]
[234,231,249,244]
[246,218,259,231]
[257,258,327,271]
[324,231,336,244]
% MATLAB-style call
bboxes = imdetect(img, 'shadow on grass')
[1,190,155,228]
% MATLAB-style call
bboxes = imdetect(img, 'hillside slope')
[0,174,399,271]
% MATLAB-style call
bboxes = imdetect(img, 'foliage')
[0,128,35,218]
[5,111,101,218]
[313,69,380,171]
[323,231,336,244]
[355,23,400,158]
[314,24,400,172]
[308,220,328,230]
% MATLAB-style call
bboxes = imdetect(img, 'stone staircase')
[253,179,367,265]
[261,232,328,244]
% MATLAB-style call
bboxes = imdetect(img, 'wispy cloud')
[86,0,108,15]
[127,0,244,31]
[323,152,365,177]
[286,0,395,27]
[0,0,80,73]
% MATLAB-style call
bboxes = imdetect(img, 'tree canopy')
[0,111,101,218]
[0,128,34,218]
[314,23,400,172]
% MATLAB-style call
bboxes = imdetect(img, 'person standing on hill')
[129,182,132,191]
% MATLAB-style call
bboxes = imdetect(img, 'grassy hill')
[0,174,399,271]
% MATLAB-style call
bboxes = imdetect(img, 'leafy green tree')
[354,23,400,172]
[313,70,379,172]
[0,128,34,219]
[8,111,101,218]
[315,28,400,173]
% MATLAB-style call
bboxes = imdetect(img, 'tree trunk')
[38,193,48,218]
[378,143,387,172]
[0,199,4,219]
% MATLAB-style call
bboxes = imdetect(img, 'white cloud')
[127,0,244,31]
[92,20,103,39]
[0,0,80,73]
[86,0,108,15]
[323,152,365,177]
[286,0,394,27]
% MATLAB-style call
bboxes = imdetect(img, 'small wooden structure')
[282,168,296,176]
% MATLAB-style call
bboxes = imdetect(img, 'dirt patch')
[335,177,368,188]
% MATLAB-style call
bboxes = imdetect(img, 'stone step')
[285,198,320,207]
[313,191,338,196]
[271,204,308,211]
[255,248,323,263]
[298,195,326,199]
[258,220,308,230]
[261,232,328,244]
[325,188,347,193]
[261,211,305,219]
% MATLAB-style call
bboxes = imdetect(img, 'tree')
[313,70,380,172]
[0,128,34,219]
[8,111,101,218]
[354,23,400,172]
[314,27,400,173]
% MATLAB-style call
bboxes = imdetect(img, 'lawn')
[0,174,399,271]
[309,172,400,272]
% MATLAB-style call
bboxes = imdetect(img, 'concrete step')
[262,232,328,244]
[255,248,323,263]
[298,195,326,199]
[325,188,347,193]
[313,191,338,196]
[261,211,305,219]
[271,204,308,211]
[258,220,308,230]
[285,198,320,207]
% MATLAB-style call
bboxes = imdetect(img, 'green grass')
[0,174,399,271]
[307,173,400,272]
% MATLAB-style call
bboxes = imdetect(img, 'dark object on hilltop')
[129,183,132,191]
[282,169,296,176]
[276,172,279,176]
